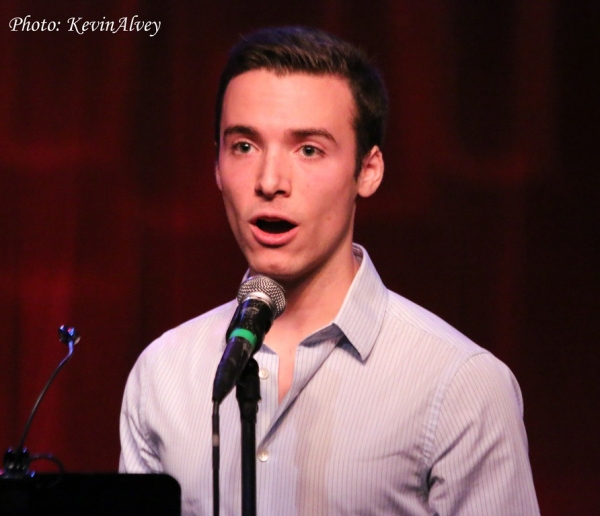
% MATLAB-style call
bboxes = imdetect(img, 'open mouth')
[255,218,297,234]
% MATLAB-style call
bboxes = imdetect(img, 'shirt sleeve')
[118,352,164,474]
[426,352,540,515]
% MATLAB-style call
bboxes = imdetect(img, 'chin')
[247,255,299,282]
[250,263,292,281]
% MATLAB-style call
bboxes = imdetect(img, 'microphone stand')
[212,275,285,515]
[235,358,261,516]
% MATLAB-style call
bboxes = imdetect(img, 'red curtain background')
[1,1,598,513]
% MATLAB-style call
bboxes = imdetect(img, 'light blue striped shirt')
[120,245,540,515]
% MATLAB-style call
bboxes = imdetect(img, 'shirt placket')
[255,327,345,456]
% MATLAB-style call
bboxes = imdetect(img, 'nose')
[255,148,290,198]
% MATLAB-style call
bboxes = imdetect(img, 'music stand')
[0,473,180,515]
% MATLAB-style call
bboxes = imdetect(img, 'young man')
[120,27,540,515]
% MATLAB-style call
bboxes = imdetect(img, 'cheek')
[220,186,253,234]
[222,192,243,221]
[219,175,241,202]
[312,192,354,229]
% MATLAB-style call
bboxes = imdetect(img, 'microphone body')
[212,276,285,404]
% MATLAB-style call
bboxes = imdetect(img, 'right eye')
[233,142,253,154]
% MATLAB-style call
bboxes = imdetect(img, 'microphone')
[212,275,285,404]
[1,325,80,479]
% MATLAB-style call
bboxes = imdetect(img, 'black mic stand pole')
[236,358,261,516]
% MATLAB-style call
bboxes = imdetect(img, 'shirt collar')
[331,244,388,361]
[241,244,388,361]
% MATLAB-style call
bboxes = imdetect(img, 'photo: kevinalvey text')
[9,15,161,37]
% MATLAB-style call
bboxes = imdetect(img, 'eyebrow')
[288,128,337,144]
[222,125,337,145]
[222,125,259,139]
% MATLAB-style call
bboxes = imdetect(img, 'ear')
[215,160,223,191]
[357,146,384,198]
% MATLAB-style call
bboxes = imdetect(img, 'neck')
[264,246,360,351]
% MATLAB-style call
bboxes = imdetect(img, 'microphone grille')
[237,275,286,318]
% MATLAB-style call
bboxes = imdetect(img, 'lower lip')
[250,224,299,247]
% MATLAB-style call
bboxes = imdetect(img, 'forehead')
[221,70,356,133]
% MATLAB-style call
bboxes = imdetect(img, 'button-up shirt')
[120,245,540,515]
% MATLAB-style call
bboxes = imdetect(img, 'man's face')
[216,69,381,284]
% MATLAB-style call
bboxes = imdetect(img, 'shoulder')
[122,300,238,409]
[353,245,514,392]
[134,300,237,374]
[376,290,505,392]
[382,289,522,408]
[385,290,483,358]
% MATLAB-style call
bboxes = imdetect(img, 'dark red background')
[1,2,598,513]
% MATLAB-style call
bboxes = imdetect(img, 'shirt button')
[257,450,269,462]
[258,368,269,380]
